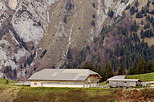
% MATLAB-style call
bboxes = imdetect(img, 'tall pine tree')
[117,64,126,75]
[147,58,154,73]
[128,61,137,75]
[105,63,114,80]
[136,57,147,74]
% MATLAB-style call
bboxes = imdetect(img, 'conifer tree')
[147,58,154,72]
[136,57,147,74]
[105,63,114,80]
[67,48,72,59]
[128,62,137,75]
[108,9,114,18]
[135,0,139,7]
[82,62,96,71]
[98,66,106,81]
[117,64,126,75]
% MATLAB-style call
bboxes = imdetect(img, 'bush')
[141,29,154,39]
[129,6,136,15]
[130,21,138,32]
[149,10,154,14]
[91,20,95,27]
[5,79,9,84]
[108,9,114,18]
[40,50,47,59]
[135,0,139,7]
[66,0,74,11]
[126,4,130,10]
[92,2,96,8]
[63,15,67,23]
[92,14,96,18]
[143,23,150,29]
[136,11,143,18]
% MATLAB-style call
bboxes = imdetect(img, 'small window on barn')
[34,83,37,85]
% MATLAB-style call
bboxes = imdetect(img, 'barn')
[108,76,142,88]
[28,69,102,88]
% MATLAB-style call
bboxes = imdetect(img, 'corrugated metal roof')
[108,75,126,80]
[108,76,141,82]
[108,79,141,82]
[28,69,101,81]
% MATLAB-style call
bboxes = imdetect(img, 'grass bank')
[127,72,154,81]
[0,78,18,84]
[13,87,115,102]
[0,83,153,102]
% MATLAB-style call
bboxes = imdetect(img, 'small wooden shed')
[108,76,142,87]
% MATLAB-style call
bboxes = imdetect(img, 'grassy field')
[13,87,115,102]
[0,81,115,102]
[127,72,154,82]
[5,86,154,102]
[0,79,153,102]
[0,79,116,102]
[0,78,19,84]
[0,73,153,102]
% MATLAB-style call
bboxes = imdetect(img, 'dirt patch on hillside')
[114,88,154,102]
[0,87,5,93]
[0,87,21,102]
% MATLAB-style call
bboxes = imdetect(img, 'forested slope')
[64,0,154,80]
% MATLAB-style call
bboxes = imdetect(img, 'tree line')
[80,56,154,81]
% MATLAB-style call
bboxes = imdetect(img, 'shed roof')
[108,79,141,82]
[107,75,142,82]
[108,75,126,80]
[28,69,101,81]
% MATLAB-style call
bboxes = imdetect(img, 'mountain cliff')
[0,0,137,79]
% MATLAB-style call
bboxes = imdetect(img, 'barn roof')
[28,69,101,81]
[107,76,142,82]
[108,75,126,80]
[107,79,141,82]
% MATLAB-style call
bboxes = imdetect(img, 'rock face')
[8,0,18,10]
[0,0,134,80]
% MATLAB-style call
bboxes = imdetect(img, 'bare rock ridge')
[0,0,134,80]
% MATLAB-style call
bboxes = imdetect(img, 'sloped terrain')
[0,0,135,80]
[64,0,154,73]
[127,72,154,81]
[0,85,153,102]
